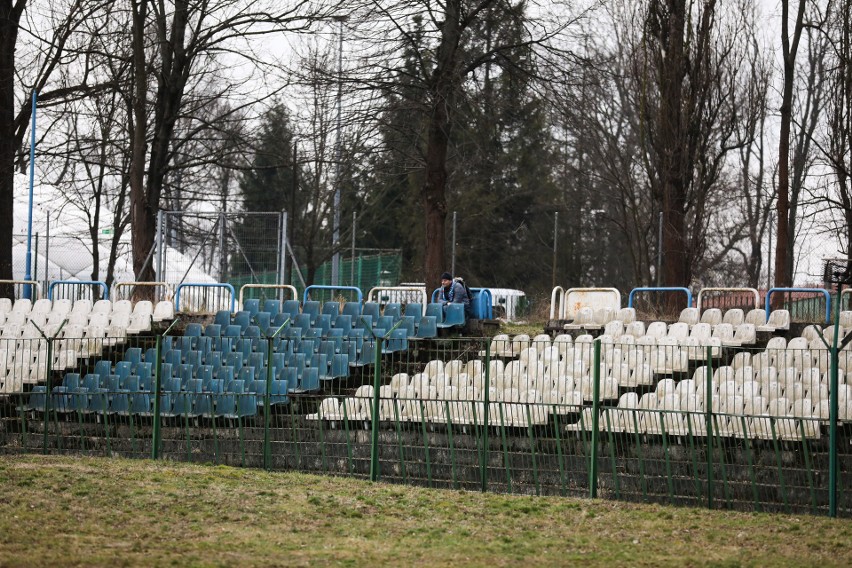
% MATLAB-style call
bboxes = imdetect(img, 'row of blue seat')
[27,385,275,418]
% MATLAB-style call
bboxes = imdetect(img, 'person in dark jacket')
[438,271,472,318]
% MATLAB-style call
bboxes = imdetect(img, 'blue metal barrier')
[765,287,831,324]
[48,280,109,301]
[175,283,235,313]
[303,285,363,304]
[627,287,692,309]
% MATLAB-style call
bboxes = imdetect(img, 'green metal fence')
[0,328,849,517]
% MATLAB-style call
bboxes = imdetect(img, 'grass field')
[1,455,851,567]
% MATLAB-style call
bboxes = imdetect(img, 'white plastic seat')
[112,299,133,317]
[616,307,636,324]
[127,313,152,335]
[744,308,767,326]
[758,309,790,332]
[0,298,11,313]
[722,308,744,326]
[564,308,594,330]
[10,299,32,316]
[711,323,734,342]
[699,308,722,327]
[31,299,52,315]
[722,323,756,347]
[678,307,700,327]
[625,321,645,338]
[91,299,112,315]
[132,300,154,317]
[152,301,175,322]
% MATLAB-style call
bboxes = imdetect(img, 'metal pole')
[589,339,601,498]
[218,213,226,282]
[829,285,841,517]
[451,211,457,277]
[280,211,288,294]
[767,213,773,292]
[331,16,345,286]
[45,213,50,290]
[156,210,164,282]
[552,211,558,289]
[351,211,356,286]
[25,92,37,300]
[33,234,39,287]
[369,334,382,482]
[656,211,663,287]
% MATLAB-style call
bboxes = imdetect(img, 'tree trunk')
[0,1,25,299]
[422,0,461,294]
[774,0,806,307]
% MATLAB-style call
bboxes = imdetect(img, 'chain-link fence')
[1,320,850,517]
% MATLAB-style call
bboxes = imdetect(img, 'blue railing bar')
[175,282,236,312]
[627,287,692,309]
[48,280,109,301]
[765,287,831,324]
[303,285,363,304]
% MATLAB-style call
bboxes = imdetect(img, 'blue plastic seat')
[214,394,236,418]
[233,311,251,331]
[384,328,409,353]
[263,299,281,318]
[282,300,301,318]
[292,313,311,331]
[185,323,203,337]
[278,368,299,392]
[298,338,318,355]
[164,377,181,393]
[136,362,153,382]
[164,349,182,367]
[253,312,271,331]
[299,368,320,391]
[130,393,151,415]
[302,301,320,324]
[194,393,214,417]
[196,336,213,354]
[185,378,203,393]
[310,353,330,379]
[214,310,231,327]
[236,394,258,418]
[94,359,112,378]
[342,302,362,319]
[51,387,73,413]
[243,325,261,339]
[115,361,133,383]
[144,347,158,364]
[416,316,438,339]
[204,351,222,368]
[106,375,121,393]
[383,303,402,321]
[82,374,101,392]
[272,313,290,328]
[398,316,416,338]
[183,350,202,369]
[425,303,444,323]
[377,315,395,332]
[356,340,378,366]
[270,379,289,405]
[247,353,266,372]
[358,315,374,333]
[331,354,350,378]
[254,339,269,356]
[206,378,225,394]
[235,338,253,359]
[160,363,174,379]
[63,373,81,390]
[197,365,214,385]
[363,302,381,322]
[124,347,143,368]
[171,392,194,417]
[316,314,332,337]
[238,366,256,384]
[404,302,423,318]
[71,388,90,413]
[243,298,261,317]
[225,352,245,370]
[322,301,340,318]
[214,366,234,384]
[87,389,110,414]
[439,303,465,328]
[223,324,242,338]
[333,314,352,330]
[178,336,194,353]
[139,375,154,392]
[109,392,130,415]
[304,327,322,340]
[122,375,140,392]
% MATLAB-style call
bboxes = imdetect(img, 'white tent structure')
[11,173,218,286]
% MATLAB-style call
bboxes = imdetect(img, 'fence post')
[264,336,274,470]
[42,335,53,454]
[589,339,601,499]
[829,307,841,517]
[152,318,179,460]
[481,339,491,492]
[705,346,714,509]
[369,335,383,482]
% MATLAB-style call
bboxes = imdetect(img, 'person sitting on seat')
[438,272,472,319]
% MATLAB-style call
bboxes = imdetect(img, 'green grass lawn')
[1,455,851,567]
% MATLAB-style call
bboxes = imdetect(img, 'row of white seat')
[565,306,792,333]
[0,298,174,329]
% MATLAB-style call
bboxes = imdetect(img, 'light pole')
[330,15,347,286]
[25,92,37,300]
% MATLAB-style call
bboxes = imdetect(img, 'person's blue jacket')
[440,280,471,312]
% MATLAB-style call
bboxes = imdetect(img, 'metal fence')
[0,329,849,517]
